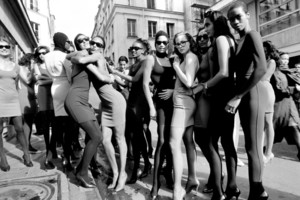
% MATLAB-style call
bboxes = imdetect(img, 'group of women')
[2,1,300,200]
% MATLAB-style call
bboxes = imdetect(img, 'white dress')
[44,51,72,117]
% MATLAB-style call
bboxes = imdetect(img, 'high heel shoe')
[150,182,161,200]
[0,163,10,172]
[62,157,74,172]
[264,153,274,164]
[76,174,96,188]
[162,168,174,189]
[44,159,55,169]
[211,195,225,200]
[140,163,152,179]
[185,179,199,194]
[114,173,128,192]
[126,168,141,184]
[224,188,240,200]
[248,191,269,200]
[22,155,33,167]
[204,172,225,193]
[173,188,186,200]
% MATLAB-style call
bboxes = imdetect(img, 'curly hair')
[173,32,198,60]
[34,46,50,64]
[263,40,280,62]
[135,38,151,55]
[19,53,34,67]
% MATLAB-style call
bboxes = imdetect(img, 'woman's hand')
[176,87,193,96]
[158,89,173,100]
[109,74,115,84]
[107,64,117,74]
[225,96,241,114]
[172,55,180,70]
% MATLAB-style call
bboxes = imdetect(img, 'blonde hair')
[0,36,11,44]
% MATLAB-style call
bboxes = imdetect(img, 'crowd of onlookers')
[1,1,300,200]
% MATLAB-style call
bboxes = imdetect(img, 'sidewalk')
[1,120,300,200]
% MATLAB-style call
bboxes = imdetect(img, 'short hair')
[155,30,169,42]
[19,53,34,66]
[118,56,128,63]
[227,1,248,16]
[34,46,50,64]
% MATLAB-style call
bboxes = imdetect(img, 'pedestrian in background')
[271,51,300,162]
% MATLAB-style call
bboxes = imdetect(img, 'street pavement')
[1,119,300,200]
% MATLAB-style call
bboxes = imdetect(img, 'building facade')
[0,0,38,61]
[92,0,187,64]
[22,0,55,48]
[210,0,300,67]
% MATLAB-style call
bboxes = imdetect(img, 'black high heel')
[203,172,225,193]
[126,168,141,184]
[76,174,96,188]
[62,159,74,172]
[0,163,10,172]
[185,179,199,194]
[211,195,225,200]
[248,191,269,200]
[23,155,33,167]
[44,159,55,169]
[224,188,240,200]
[150,182,161,200]
[140,163,152,178]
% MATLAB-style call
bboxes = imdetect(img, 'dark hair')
[227,1,248,16]
[279,51,289,57]
[92,35,106,49]
[118,56,128,63]
[135,38,151,55]
[74,33,85,50]
[205,10,234,40]
[155,30,169,42]
[263,40,280,62]
[34,46,50,64]
[19,53,34,66]
[173,32,198,60]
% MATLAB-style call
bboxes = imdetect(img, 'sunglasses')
[90,41,104,48]
[130,46,143,51]
[197,34,208,41]
[77,37,89,44]
[174,40,188,47]
[38,52,47,55]
[155,41,168,46]
[0,45,11,49]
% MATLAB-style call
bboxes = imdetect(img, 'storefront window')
[259,0,300,36]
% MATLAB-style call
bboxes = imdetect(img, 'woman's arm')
[19,65,33,84]
[86,59,114,84]
[71,51,102,64]
[142,56,156,117]
[112,59,146,82]
[173,53,198,88]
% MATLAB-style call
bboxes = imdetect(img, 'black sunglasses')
[38,52,47,55]
[155,41,168,46]
[197,34,209,41]
[90,41,104,48]
[130,46,143,51]
[0,45,11,49]
[77,37,89,44]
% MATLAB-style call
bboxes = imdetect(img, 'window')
[166,0,173,11]
[30,22,39,42]
[147,0,155,9]
[148,21,157,38]
[259,0,300,36]
[166,23,174,38]
[111,25,114,43]
[127,19,136,37]
[30,0,38,12]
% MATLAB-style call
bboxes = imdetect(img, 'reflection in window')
[259,0,300,36]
